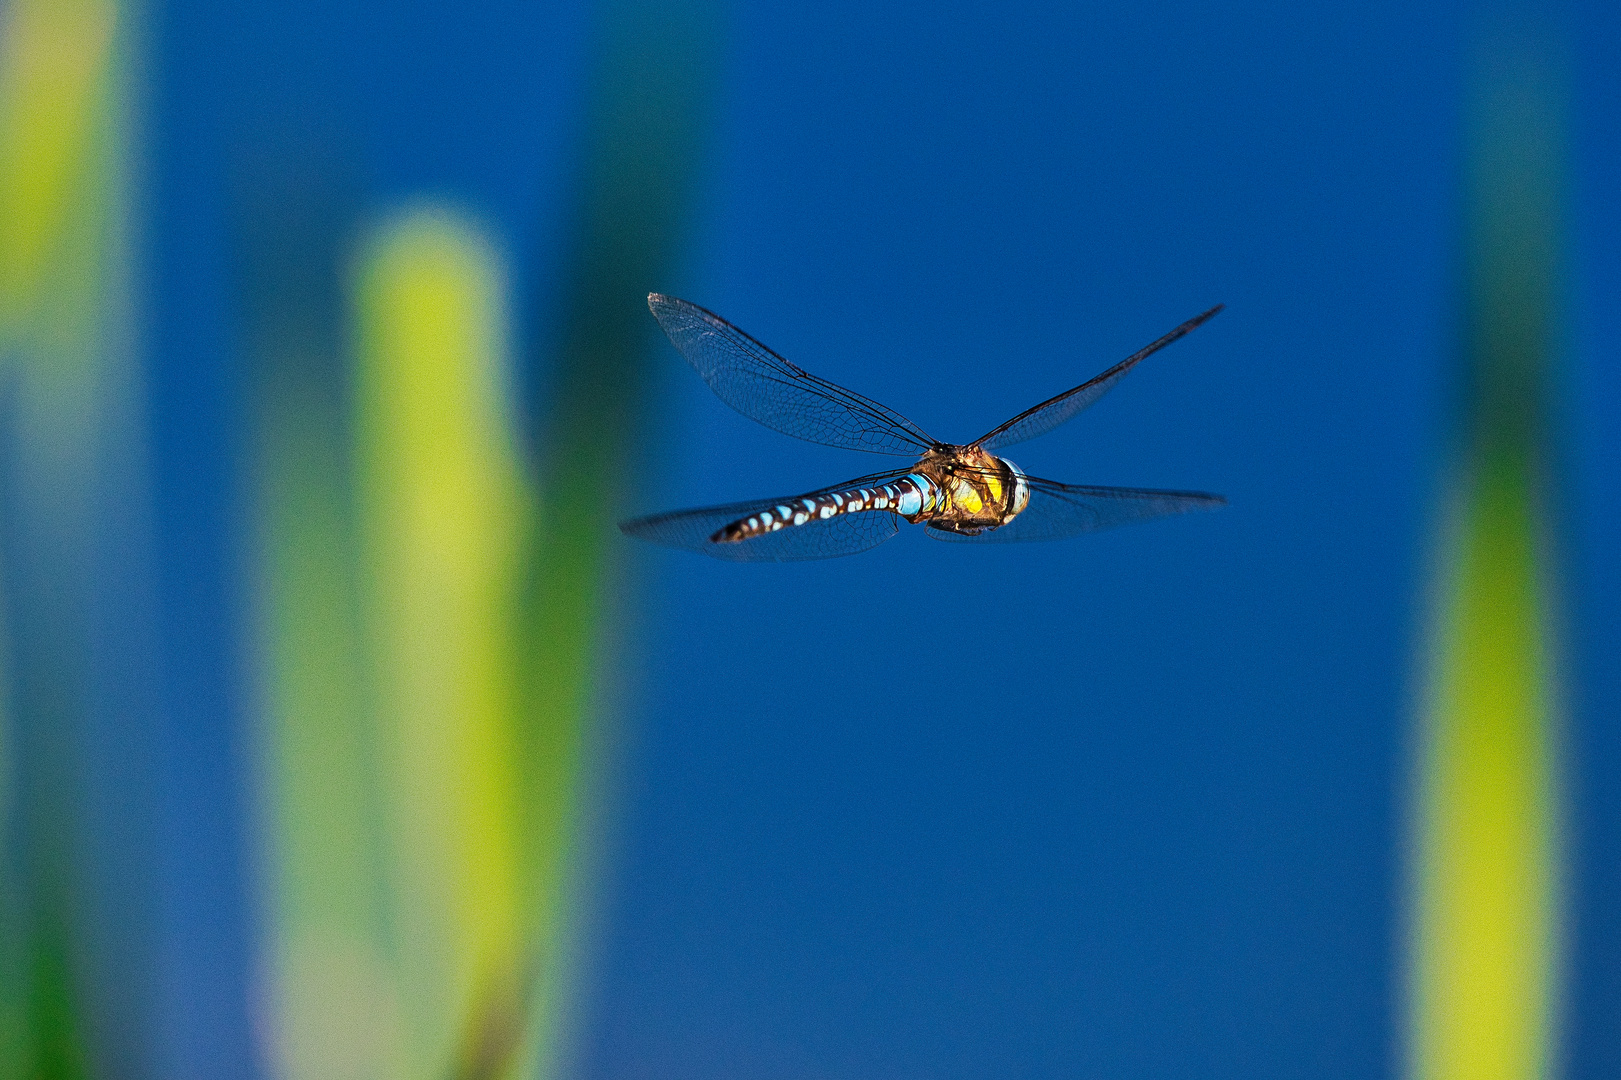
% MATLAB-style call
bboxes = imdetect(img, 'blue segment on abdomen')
[894,473,934,517]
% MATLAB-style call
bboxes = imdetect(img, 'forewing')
[621,470,913,562]
[976,305,1223,452]
[649,294,936,456]
[925,476,1225,543]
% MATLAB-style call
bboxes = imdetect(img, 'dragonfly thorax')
[911,445,1031,535]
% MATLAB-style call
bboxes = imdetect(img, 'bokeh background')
[0,1,1616,1079]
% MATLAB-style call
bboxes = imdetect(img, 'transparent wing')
[649,294,936,456]
[975,305,1223,452]
[925,475,1225,543]
[621,470,914,562]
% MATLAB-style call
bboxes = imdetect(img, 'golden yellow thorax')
[916,445,1017,533]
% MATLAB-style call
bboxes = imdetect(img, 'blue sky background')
[145,0,1618,1077]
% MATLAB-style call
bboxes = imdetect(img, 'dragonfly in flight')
[622,294,1226,561]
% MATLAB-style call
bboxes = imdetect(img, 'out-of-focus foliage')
[0,0,157,1077]
[356,208,530,1079]
[1408,30,1564,1080]
[0,1,1605,1079]
[246,0,719,1075]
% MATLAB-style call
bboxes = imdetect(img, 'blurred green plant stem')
[248,1,720,1078]
[355,207,532,1079]
[1409,25,1564,1080]
[0,0,153,1077]
[242,156,395,1080]
[515,0,720,1075]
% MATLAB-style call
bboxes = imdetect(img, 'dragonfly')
[621,293,1226,561]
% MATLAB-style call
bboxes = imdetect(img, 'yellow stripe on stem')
[352,207,531,1080]
[1414,461,1558,1080]
[1409,28,1564,1080]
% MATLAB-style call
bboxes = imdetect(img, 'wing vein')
[975,305,1223,452]
[650,294,936,455]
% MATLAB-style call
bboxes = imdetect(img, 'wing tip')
[619,514,666,539]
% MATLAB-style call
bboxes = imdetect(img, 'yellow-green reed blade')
[0,0,135,1076]
[242,166,401,1080]
[352,207,531,1080]
[0,0,119,331]
[515,2,719,1074]
[1409,31,1564,1080]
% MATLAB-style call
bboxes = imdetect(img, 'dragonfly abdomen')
[710,474,940,544]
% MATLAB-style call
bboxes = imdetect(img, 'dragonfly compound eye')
[1004,458,1031,518]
